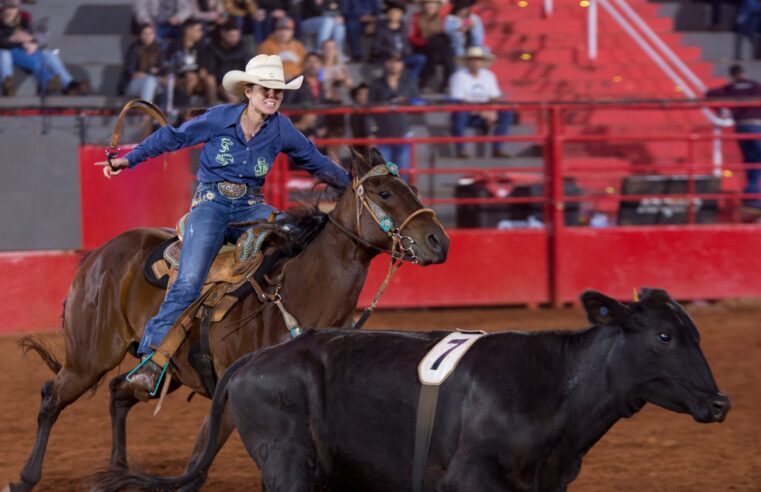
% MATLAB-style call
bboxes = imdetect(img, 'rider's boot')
[126,355,165,402]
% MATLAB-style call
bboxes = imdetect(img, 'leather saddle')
[144,213,279,322]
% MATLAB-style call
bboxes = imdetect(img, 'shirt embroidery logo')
[254,157,269,177]
[215,137,234,166]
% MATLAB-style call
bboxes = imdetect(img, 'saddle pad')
[418,330,486,386]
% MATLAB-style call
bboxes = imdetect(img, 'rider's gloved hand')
[94,157,129,179]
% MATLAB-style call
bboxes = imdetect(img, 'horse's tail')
[90,354,252,492]
[18,336,62,374]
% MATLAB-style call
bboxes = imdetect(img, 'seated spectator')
[119,23,168,103]
[444,0,485,57]
[199,19,247,102]
[321,39,352,100]
[370,1,425,80]
[250,0,293,44]
[341,0,381,61]
[167,19,210,105]
[300,0,344,52]
[449,46,512,159]
[349,82,372,152]
[409,0,454,92]
[134,0,194,40]
[224,0,258,35]
[192,0,227,32]
[0,0,88,95]
[369,51,419,173]
[286,51,323,107]
[0,47,12,95]
[257,16,306,80]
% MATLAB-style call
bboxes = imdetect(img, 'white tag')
[418,331,486,386]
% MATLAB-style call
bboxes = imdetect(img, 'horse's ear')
[368,147,387,167]
[349,146,372,176]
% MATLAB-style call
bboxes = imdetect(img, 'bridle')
[328,161,446,264]
[327,161,448,329]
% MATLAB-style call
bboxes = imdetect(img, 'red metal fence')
[4,99,761,332]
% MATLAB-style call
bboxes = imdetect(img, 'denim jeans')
[137,182,276,355]
[736,124,761,203]
[377,138,411,174]
[404,53,426,80]
[0,49,12,80]
[301,16,346,52]
[10,47,73,88]
[126,75,160,103]
[451,110,514,153]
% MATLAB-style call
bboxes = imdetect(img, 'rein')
[327,162,445,330]
[106,99,169,170]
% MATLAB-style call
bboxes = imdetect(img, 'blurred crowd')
[0,0,514,165]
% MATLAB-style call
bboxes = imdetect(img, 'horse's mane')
[254,204,329,285]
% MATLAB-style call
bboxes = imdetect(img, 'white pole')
[544,0,553,17]
[712,126,723,174]
[588,0,598,61]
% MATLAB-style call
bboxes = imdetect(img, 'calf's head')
[581,288,730,423]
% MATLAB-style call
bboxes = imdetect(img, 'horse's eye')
[658,333,672,343]
[379,191,392,199]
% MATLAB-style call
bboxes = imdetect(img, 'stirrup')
[126,352,169,398]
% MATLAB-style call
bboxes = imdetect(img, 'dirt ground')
[0,302,759,491]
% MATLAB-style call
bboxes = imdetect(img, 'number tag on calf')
[418,331,486,386]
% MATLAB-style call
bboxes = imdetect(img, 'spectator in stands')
[300,0,345,53]
[369,50,419,172]
[409,0,455,93]
[449,46,512,159]
[349,82,372,152]
[257,16,306,80]
[168,19,209,105]
[707,64,761,210]
[192,0,227,32]
[0,0,88,95]
[134,0,194,40]
[341,0,381,62]
[444,0,485,57]
[119,23,168,103]
[0,48,12,95]
[321,39,352,100]
[224,0,258,35]
[199,19,247,102]
[286,51,323,106]
[250,0,294,44]
[370,2,425,81]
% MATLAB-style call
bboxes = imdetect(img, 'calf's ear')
[581,290,630,328]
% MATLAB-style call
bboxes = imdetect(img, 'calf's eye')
[658,333,672,343]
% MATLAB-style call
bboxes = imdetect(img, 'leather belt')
[217,182,262,199]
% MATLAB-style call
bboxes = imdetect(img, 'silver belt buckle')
[217,181,247,199]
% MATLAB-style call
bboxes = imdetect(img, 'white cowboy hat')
[457,46,495,63]
[222,55,303,98]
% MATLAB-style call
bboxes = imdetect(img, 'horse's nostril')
[427,233,441,253]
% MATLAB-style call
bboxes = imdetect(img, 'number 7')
[430,338,468,371]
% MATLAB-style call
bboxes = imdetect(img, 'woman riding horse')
[95,54,350,396]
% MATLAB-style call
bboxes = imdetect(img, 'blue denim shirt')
[124,103,350,189]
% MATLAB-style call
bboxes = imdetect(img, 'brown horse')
[6,148,449,492]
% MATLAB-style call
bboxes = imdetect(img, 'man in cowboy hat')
[449,46,512,159]
[95,54,350,397]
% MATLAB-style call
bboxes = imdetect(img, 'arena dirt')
[1,302,759,491]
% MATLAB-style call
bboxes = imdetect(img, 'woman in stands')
[0,0,88,95]
[94,54,349,397]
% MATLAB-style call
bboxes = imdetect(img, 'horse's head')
[331,147,449,265]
